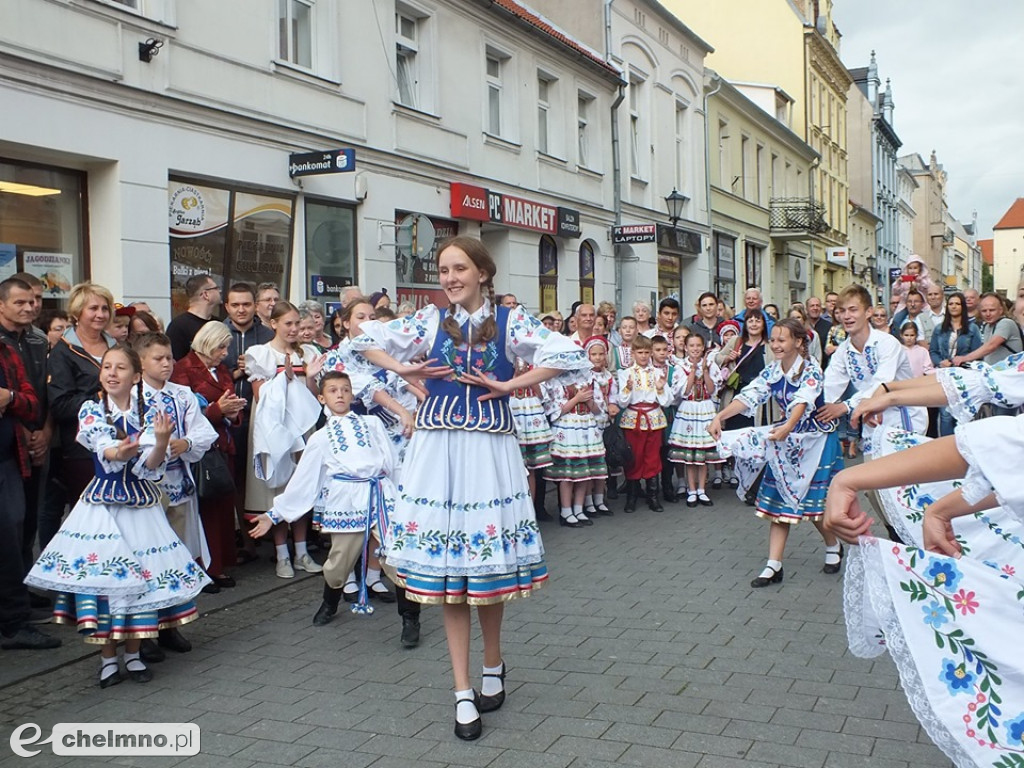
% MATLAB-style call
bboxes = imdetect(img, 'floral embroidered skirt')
[511,394,553,470]
[547,413,607,483]
[382,429,547,605]
[668,400,724,465]
[25,500,209,643]
[844,427,1024,767]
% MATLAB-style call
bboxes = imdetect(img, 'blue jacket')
[929,324,981,366]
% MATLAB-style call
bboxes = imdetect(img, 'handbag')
[192,448,235,500]
[603,420,634,469]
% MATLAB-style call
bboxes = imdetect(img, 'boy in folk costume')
[611,316,638,371]
[249,372,398,624]
[616,335,672,512]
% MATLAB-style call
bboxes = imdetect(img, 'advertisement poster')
[394,212,457,309]
[0,244,16,282]
[24,252,73,298]
[169,181,230,315]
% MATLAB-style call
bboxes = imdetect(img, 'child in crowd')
[616,335,671,512]
[510,355,555,517]
[611,316,637,371]
[26,346,209,687]
[583,336,616,517]
[110,308,132,343]
[668,333,723,507]
[899,322,934,378]
[248,372,398,622]
[246,301,326,579]
[889,255,936,314]
[542,347,608,528]
[651,335,678,504]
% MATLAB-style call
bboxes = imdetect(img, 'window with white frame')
[395,10,420,108]
[755,144,765,206]
[628,73,644,178]
[718,119,730,189]
[537,74,552,154]
[577,91,593,168]
[485,49,509,137]
[740,135,750,198]
[674,101,687,190]
[278,0,312,69]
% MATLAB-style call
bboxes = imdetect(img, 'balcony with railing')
[769,198,828,239]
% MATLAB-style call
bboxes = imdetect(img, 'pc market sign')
[288,149,356,178]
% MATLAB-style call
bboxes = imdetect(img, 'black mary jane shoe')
[478,662,506,713]
[99,659,123,689]
[595,503,613,517]
[368,580,397,603]
[342,580,360,603]
[559,514,582,528]
[711,477,723,490]
[750,566,784,588]
[125,658,153,684]
[454,692,482,741]
[697,493,714,507]
[157,627,192,654]
[822,544,844,575]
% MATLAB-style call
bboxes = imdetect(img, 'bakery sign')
[449,182,580,238]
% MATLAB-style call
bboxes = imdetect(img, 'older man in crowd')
[733,287,775,333]
[963,288,981,325]
[570,303,597,343]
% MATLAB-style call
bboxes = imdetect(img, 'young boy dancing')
[249,372,399,624]
[616,335,672,512]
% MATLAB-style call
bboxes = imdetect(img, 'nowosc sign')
[288,149,356,178]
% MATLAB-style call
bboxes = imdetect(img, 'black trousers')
[0,458,31,636]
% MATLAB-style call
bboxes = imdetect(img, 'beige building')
[898,152,950,281]
[993,199,1024,296]
[846,81,879,297]
[665,0,853,296]
[706,74,820,306]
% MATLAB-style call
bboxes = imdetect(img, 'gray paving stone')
[547,734,629,762]
[292,748,377,768]
[745,741,828,768]
[618,743,702,767]
[233,739,317,766]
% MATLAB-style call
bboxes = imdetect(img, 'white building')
[896,165,918,269]
[0,0,622,320]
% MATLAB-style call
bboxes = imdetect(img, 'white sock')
[100,656,119,680]
[594,493,605,506]
[560,507,573,520]
[584,494,594,508]
[294,540,308,559]
[697,488,705,495]
[343,570,358,592]
[572,504,583,517]
[366,567,381,584]
[481,662,505,696]
[455,688,478,724]
[825,544,843,565]
[123,650,145,672]
[759,559,783,579]
[275,544,290,562]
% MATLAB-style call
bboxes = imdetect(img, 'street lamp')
[664,188,689,227]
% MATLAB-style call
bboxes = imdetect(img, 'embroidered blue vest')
[83,414,163,508]
[769,377,837,434]
[415,306,515,434]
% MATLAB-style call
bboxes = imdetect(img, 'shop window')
[539,235,558,314]
[714,233,736,306]
[0,159,87,310]
[657,253,680,302]
[278,0,313,69]
[578,240,595,305]
[306,199,357,303]
[394,211,457,310]
[169,178,294,316]
[744,243,762,289]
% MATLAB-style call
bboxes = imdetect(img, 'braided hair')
[436,236,498,346]
[98,344,145,438]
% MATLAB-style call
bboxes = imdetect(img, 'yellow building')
[664,0,853,296]
[706,74,820,306]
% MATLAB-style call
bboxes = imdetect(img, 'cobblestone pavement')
[0,484,951,768]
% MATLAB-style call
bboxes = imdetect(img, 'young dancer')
[246,301,325,578]
[26,346,209,685]
[709,318,844,586]
[353,236,589,740]
[616,335,671,512]
[584,336,616,517]
[248,372,398,622]
[611,316,637,371]
[668,333,723,507]
[510,356,554,517]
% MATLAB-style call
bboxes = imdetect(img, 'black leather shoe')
[1,625,61,650]
[313,584,343,626]
[201,582,221,595]
[213,575,236,588]
[139,638,165,663]
[126,659,153,683]
[605,483,618,500]
[534,508,553,522]
[595,504,613,516]
[158,628,192,653]
[368,581,396,603]
[646,480,664,513]
[99,659,122,688]
[822,544,844,575]
[559,514,582,528]
[342,580,359,603]
[478,661,506,712]
[711,476,723,490]
[400,614,420,648]
[454,692,482,741]
[751,566,784,588]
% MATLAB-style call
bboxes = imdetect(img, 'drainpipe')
[606,0,627,311]
[702,72,722,293]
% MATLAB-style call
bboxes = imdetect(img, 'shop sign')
[310,274,352,297]
[657,224,702,254]
[288,148,355,178]
[789,255,807,286]
[889,267,902,282]
[395,211,458,309]
[556,207,581,239]
[611,224,656,244]
[0,243,16,281]
[24,252,73,298]
[449,183,576,236]
[826,247,849,267]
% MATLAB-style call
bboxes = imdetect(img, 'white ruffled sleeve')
[322,344,386,406]
[506,305,588,375]
[245,344,278,382]
[937,352,1024,423]
[954,415,1024,518]
[349,306,439,364]
[134,410,169,481]
[74,400,124,471]
[266,432,329,525]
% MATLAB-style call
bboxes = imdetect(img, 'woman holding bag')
[171,322,247,592]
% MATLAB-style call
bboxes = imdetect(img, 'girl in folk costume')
[509,355,554,515]
[26,346,209,687]
[615,334,672,512]
[352,236,589,741]
[541,339,609,528]
[245,301,326,579]
[610,315,638,371]
[667,333,724,508]
[585,336,618,517]
[709,318,844,588]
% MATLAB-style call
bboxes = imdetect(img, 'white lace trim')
[842,540,886,659]
[938,368,979,425]
[870,429,920,547]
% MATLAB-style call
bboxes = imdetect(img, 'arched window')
[579,240,595,305]
[539,235,558,313]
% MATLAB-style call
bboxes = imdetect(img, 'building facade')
[993,198,1024,297]
[0,0,622,320]
[898,151,949,284]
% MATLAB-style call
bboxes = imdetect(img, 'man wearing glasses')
[255,282,280,326]
[167,274,221,360]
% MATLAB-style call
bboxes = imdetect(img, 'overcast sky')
[835,1,1024,238]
